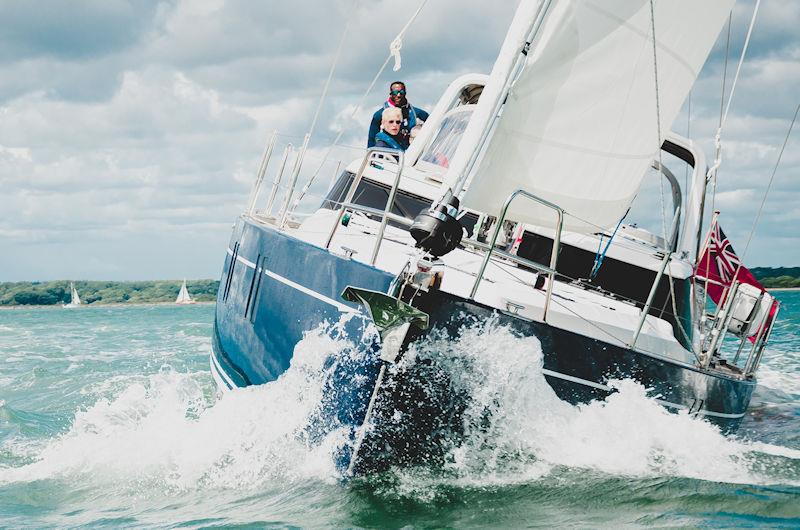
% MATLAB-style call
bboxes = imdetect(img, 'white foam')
[394,317,800,488]
[1,316,797,494]
[0,322,361,490]
[757,357,800,398]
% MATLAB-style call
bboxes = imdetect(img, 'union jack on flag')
[695,217,761,303]
[706,222,743,284]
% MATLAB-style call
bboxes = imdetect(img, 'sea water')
[0,295,798,528]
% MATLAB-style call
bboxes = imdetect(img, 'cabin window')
[321,170,479,235]
[321,171,431,219]
[419,106,474,170]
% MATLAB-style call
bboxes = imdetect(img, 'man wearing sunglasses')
[367,81,429,148]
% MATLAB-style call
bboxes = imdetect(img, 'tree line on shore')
[750,267,800,289]
[0,267,797,307]
[0,280,220,306]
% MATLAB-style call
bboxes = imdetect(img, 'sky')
[0,0,797,281]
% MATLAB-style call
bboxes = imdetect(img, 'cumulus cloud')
[0,0,797,280]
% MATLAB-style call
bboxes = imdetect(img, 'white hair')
[381,107,402,122]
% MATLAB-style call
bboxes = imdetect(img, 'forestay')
[451,0,733,232]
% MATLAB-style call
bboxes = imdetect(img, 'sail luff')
[440,0,547,196]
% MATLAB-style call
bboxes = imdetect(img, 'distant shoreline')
[0,279,219,307]
[0,301,215,310]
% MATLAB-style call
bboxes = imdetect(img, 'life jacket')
[374,130,405,150]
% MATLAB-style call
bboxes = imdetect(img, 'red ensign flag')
[695,217,777,339]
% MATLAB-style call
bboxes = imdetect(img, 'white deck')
[283,208,696,367]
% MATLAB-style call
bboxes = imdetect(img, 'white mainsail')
[175,279,194,304]
[445,0,733,233]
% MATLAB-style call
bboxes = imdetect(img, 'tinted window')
[322,170,478,236]
[321,171,431,219]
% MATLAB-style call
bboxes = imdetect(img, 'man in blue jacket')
[367,81,429,148]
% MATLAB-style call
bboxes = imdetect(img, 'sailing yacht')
[62,282,82,308]
[210,0,779,474]
[175,279,195,305]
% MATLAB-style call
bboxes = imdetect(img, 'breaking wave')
[2,317,798,496]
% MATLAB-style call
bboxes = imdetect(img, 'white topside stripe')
[227,247,356,313]
[541,368,745,419]
[262,268,357,313]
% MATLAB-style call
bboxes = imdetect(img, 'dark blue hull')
[213,217,394,387]
[212,217,755,472]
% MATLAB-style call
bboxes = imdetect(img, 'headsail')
[447,0,733,232]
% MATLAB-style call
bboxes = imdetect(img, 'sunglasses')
[390,89,406,96]
[385,119,402,124]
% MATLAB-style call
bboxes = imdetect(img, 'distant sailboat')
[63,282,82,308]
[175,279,195,305]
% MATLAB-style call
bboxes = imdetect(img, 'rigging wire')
[707,1,761,212]
[720,0,761,132]
[647,0,667,245]
[589,208,628,280]
[305,2,355,143]
[695,105,797,356]
[647,0,696,356]
[289,0,430,211]
[734,104,799,270]
[700,3,760,347]
[699,11,733,341]
[710,12,733,220]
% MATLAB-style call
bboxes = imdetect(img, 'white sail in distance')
[63,282,82,308]
[450,0,733,232]
[71,283,81,305]
[176,279,194,304]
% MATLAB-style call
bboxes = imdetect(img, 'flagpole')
[696,211,720,352]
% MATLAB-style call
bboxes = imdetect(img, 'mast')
[409,0,550,257]
[442,0,550,198]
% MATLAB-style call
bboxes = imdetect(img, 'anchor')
[340,286,429,475]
